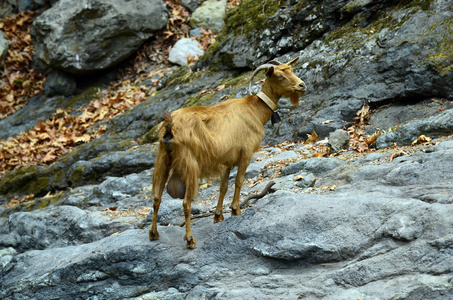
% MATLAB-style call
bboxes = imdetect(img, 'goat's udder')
[167,173,186,199]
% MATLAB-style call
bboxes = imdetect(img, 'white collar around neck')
[256,91,277,111]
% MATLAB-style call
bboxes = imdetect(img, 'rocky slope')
[1,0,453,299]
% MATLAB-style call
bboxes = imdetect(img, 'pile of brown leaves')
[346,103,434,154]
[0,81,151,176]
[3,194,35,208]
[347,103,383,153]
[0,11,45,119]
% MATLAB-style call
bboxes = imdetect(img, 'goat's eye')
[277,75,284,81]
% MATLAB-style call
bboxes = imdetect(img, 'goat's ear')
[287,57,299,66]
[265,66,274,77]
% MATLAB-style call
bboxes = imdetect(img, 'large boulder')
[30,0,168,74]
[190,0,227,33]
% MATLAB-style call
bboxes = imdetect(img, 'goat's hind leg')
[231,158,250,216]
[149,147,170,241]
[183,170,198,249]
[214,167,231,223]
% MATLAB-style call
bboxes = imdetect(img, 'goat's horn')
[249,63,276,95]
[268,60,281,65]
[286,56,299,66]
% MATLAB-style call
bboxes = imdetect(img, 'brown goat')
[149,57,306,248]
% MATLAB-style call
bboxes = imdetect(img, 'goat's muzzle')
[298,82,307,93]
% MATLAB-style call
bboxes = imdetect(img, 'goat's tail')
[162,111,173,146]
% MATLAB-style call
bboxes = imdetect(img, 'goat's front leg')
[230,159,249,216]
[214,167,231,223]
[149,195,161,240]
[183,197,196,249]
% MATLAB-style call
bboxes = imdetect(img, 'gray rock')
[1,125,453,300]
[180,0,199,13]
[294,173,316,188]
[365,99,451,135]
[66,144,156,188]
[0,247,16,270]
[190,0,227,33]
[0,30,8,64]
[1,190,453,299]
[0,205,137,252]
[7,0,57,11]
[44,69,77,96]
[30,0,168,74]
[266,150,299,163]
[168,38,204,66]
[328,129,350,152]
[303,157,342,177]
[281,160,306,176]
[376,108,453,149]
[189,28,203,38]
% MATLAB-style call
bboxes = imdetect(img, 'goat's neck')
[260,81,281,107]
[254,81,282,125]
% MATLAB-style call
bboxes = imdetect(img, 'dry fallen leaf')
[306,129,319,144]
[389,150,409,162]
[411,135,432,146]
[293,175,305,181]
[355,103,370,125]
[366,131,382,145]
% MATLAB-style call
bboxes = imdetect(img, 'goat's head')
[249,57,306,105]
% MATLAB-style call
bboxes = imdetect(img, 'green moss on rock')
[55,84,103,110]
[223,0,280,37]
[67,163,89,187]
[220,71,251,90]
[425,19,453,75]
[406,0,435,11]
[0,166,40,197]
[164,65,200,87]
[141,123,162,144]
[183,93,216,108]
[28,177,50,196]
[199,0,281,70]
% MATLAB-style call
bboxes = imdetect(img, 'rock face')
[1,0,453,299]
[30,0,168,74]
[376,108,453,148]
[199,0,453,143]
[44,69,77,96]
[1,138,453,299]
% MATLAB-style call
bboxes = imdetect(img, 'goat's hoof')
[149,228,159,241]
[184,235,196,249]
[213,213,224,223]
[231,207,242,216]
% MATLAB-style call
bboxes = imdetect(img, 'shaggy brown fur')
[149,58,306,248]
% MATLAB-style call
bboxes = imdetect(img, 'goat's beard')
[290,93,300,106]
